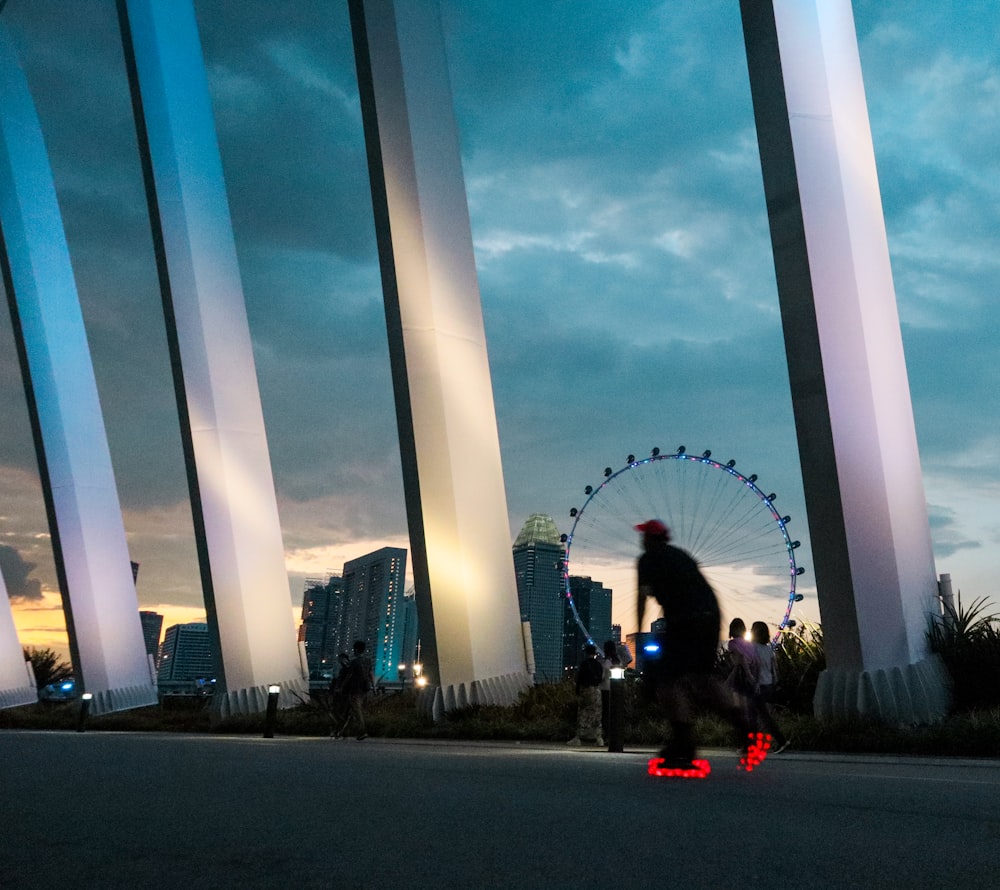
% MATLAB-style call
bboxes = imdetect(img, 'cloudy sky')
[2,1,998,658]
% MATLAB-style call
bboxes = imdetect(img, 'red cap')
[635,519,669,537]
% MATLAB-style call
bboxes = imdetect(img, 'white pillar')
[0,26,157,714]
[937,574,955,617]
[349,0,531,711]
[0,569,35,709]
[118,1,306,715]
[741,0,948,720]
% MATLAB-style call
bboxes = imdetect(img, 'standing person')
[726,617,760,722]
[635,519,765,773]
[599,640,621,738]
[567,644,604,747]
[327,651,352,736]
[333,640,375,741]
[751,621,789,753]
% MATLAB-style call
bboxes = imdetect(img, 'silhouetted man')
[635,519,760,772]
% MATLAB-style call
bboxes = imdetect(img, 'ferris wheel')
[561,447,805,646]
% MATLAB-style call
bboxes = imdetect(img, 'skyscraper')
[139,610,163,665]
[512,514,566,683]
[563,576,613,670]
[298,575,345,677]
[157,623,213,695]
[397,586,420,679]
[338,547,407,686]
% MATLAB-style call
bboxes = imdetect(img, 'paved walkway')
[2,731,999,889]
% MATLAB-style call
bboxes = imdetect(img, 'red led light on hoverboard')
[647,758,711,778]
[738,733,773,772]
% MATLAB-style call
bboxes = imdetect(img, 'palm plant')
[773,623,826,713]
[23,646,73,690]
[927,593,1000,711]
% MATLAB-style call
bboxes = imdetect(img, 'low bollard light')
[77,692,93,733]
[263,684,281,738]
[608,667,625,753]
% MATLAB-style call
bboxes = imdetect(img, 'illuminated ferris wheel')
[561,447,805,646]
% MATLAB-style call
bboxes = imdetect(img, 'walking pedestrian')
[332,640,374,740]
[567,644,604,747]
[751,620,789,753]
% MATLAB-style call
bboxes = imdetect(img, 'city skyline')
[4,3,999,661]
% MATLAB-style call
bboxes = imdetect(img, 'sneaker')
[566,737,582,747]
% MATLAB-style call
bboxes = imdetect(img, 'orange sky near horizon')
[10,591,210,661]
[11,592,305,670]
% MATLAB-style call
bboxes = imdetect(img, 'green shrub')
[928,595,1000,711]
[773,623,826,713]
[3,667,999,758]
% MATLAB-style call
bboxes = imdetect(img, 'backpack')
[578,657,603,688]
[727,652,758,696]
[342,656,371,695]
[330,665,352,695]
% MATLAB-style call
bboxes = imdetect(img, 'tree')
[23,646,73,689]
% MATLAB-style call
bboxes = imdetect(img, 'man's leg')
[657,676,697,762]
[352,695,367,738]
[582,687,603,744]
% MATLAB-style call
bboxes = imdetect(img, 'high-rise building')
[157,622,214,694]
[513,514,565,683]
[397,586,420,680]
[338,547,407,686]
[563,576,613,670]
[139,610,163,665]
[298,575,345,677]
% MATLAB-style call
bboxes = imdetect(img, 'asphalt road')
[2,731,998,889]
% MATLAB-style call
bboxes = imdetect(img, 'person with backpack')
[327,651,352,736]
[332,640,375,740]
[726,616,761,722]
[567,644,604,747]
[750,620,789,753]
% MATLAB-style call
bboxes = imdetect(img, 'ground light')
[263,684,280,738]
[608,666,625,753]
[76,692,93,733]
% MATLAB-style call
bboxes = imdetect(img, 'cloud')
[0,545,42,601]
[1,0,999,639]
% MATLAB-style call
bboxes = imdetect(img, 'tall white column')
[0,26,157,714]
[741,0,948,720]
[0,569,35,709]
[118,0,306,715]
[349,0,531,712]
